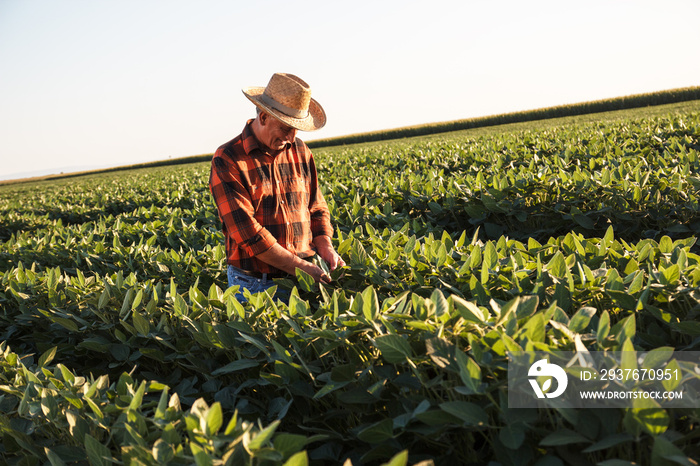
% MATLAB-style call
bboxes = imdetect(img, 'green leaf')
[120,288,133,317]
[110,344,130,361]
[295,268,316,292]
[431,289,449,322]
[48,314,79,332]
[515,295,539,319]
[124,423,146,448]
[362,286,379,321]
[597,310,610,345]
[248,420,280,451]
[84,434,112,466]
[627,396,669,436]
[628,270,644,294]
[483,241,498,270]
[546,251,567,278]
[173,294,188,316]
[288,291,308,317]
[381,450,408,466]
[132,311,150,336]
[606,290,637,311]
[46,267,57,290]
[662,359,682,392]
[404,235,417,254]
[539,429,589,446]
[415,409,461,426]
[497,297,519,326]
[660,264,680,286]
[44,448,67,466]
[603,225,615,246]
[38,346,57,367]
[581,433,633,453]
[274,433,308,459]
[658,235,673,254]
[572,212,595,229]
[642,347,674,369]
[651,437,695,466]
[283,451,309,466]
[85,397,104,420]
[357,418,393,444]
[669,321,700,336]
[132,289,143,309]
[439,401,488,426]
[152,439,174,464]
[170,278,177,300]
[239,333,271,358]
[469,245,482,269]
[616,314,636,345]
[206,402,223,436]
[456,352,482,394]
[146,296,157,315]
[480,257,490,284]
[154,388,170,420]
[189,442,212,466]
[226,295,246,319]
[57,364,76,385]
[211,359,260,376]
[499,424,526,450]
[374,334,412,364]
[128,381,147,411]
[569,306,596,333]
[425,337,458,370]
[620,338,637,372]
[521,313,545,343]
[41,391,59,418]
[451,295,486,323]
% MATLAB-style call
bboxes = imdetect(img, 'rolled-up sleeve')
[209,150,277,256]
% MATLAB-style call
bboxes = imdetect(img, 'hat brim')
[242,87,326,132]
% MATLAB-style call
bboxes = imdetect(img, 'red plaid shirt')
[209,120,334,274]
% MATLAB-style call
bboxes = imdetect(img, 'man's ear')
[258,110,269,125]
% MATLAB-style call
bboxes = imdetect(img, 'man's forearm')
[257,243,327,281]
[312,234,333,251]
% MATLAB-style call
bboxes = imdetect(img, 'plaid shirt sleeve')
[209,145,278,258]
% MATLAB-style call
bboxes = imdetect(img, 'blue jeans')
[227,265,290,303]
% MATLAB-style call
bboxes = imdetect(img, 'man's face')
[258,113,298,152]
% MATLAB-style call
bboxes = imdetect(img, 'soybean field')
[1,101,700,465]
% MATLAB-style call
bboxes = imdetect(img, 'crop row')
[3,113,699,251]
[321,113,700,242]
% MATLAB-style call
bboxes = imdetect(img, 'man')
[209,72,345,301]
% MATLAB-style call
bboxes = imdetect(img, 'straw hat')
[243,73,326,132]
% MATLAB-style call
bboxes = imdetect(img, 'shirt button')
[286,222,290,225]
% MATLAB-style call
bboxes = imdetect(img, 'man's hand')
[257,241,340,284]
[313,235,346,271]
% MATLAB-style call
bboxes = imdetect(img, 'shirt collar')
[241,118,293,158]
[241,119,263,156]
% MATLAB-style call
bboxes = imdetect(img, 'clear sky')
[1,0,698,181]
